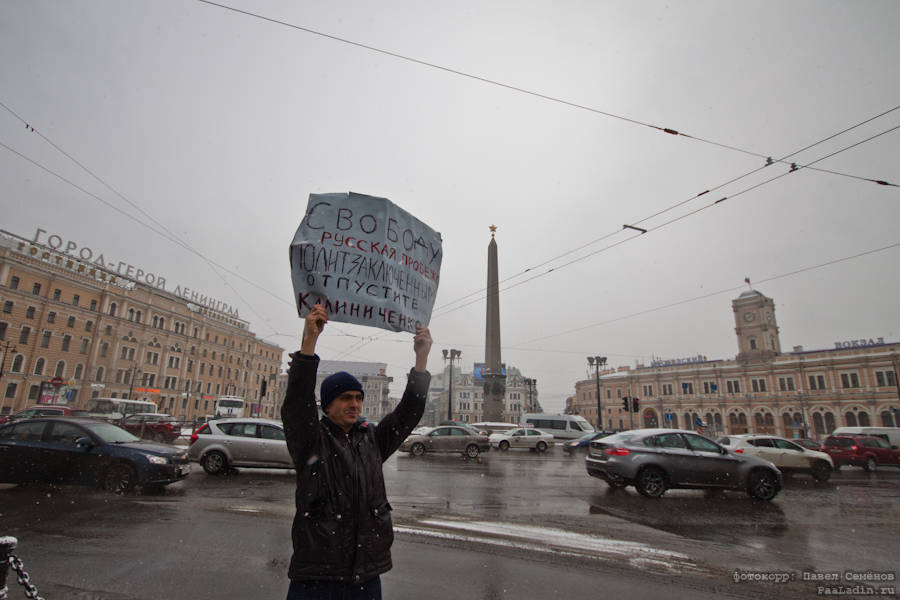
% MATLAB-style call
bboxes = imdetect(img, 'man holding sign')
[290,192,443,333]
[282,299,432,596]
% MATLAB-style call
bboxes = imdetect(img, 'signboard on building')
[289,192,443,333]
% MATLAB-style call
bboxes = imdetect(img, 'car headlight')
[147,455,169,465]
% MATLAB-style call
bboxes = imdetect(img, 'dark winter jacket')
[281,352,429,582]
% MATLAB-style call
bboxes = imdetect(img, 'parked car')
[821,434,900,472]
[562,430,617,455]
[0,417,190,492]
[188,417,293,474]
[586,429,782,500]
[489,428,554,452]
[716,434,833,482]
[0,405,90,425]
[118,413,181,443]
[399,425,490,458]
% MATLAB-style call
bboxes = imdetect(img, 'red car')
[118,413,182,443]
[822,435,900,472]
[0,405,90,425]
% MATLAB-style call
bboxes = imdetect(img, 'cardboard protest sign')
[289,192,443,333]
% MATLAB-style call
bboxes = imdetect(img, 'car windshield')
[85,422,141,444]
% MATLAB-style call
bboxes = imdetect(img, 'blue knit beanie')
[320,371,364,411]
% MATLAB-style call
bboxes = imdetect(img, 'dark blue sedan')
[0,417,190,492]
[562,430,617,455]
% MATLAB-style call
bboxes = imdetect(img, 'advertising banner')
[290,192,443,333]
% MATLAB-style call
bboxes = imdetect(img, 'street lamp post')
[442,349,461,422]
[127,363,142,400]
[587,356,607,431]
[0,341,17,416]
[524,378,537,417]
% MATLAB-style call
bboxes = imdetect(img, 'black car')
[562,430,617,454]
[0,417,191,493]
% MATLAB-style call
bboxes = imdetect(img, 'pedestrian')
[282,303,433,600]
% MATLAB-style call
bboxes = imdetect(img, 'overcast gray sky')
[1,0,898,412]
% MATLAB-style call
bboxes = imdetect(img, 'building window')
[778,376,795,391]
[54,361,65,378]
[128,308,135,321]
[662,383,673,395]
[681,382,694,394]
[0,322,6,340]
[5,383,17,399]
[19,326,30,344]
[40,330,51,348]
[11,354,23,373]
[67,316,76,328]
[32,283,41,296]
[3,301,12,313]
[90,299,97,311]
[703,381,719,394]
[751,378,767,393]
[28,385,39,401]
[9,276,19,290]
[62,335,71,351]
[135,310,142,323]
[109,302,117,316]
[74,364,83,380]
[80,338,89,354]
[72,294,79,306]
[33,357,45,375]
[47,311,55,323]
[53,289,61,301]
[642,384,654,397]
[808,374,826,390]
[25,306,35,319]
[726,380,741,394]
[100,342,108,357]
[875,371,896,387]
[749,338,757,350]
[105,325,112,335]
[840,373,860,389]
[85,320,93,332]
[95,366,104,382]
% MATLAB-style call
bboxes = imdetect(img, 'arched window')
[882,411,896,427]
[813,413,825,435]
[109,302,117,316]
[782,412,793,430]
[95,366,105,382]
[858,412,870,426]
[55,360,65,378]
[11,354,23,373]
[136,311,142,323]
[74,364,84,380]
[128,308,135,321]
[159,318,165,329]
[845,411,858,427]
[754,413,764,428]
[764,413,774,426]
[749,338,757,350]
[33,357,45,375]
[824,412,836,433]
[738,413,748,425]
[714,413,723,428]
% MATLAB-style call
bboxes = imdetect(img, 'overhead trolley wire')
[430,123,900,321]
[197,0,898,190]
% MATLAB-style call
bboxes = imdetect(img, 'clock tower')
[733,289,781,361]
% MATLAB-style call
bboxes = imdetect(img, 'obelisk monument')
[482,225,506,422]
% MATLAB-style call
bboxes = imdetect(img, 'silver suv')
[188,418,293,474]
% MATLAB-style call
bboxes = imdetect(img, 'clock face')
[743,311,755,322]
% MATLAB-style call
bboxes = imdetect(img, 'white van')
[520,413,594,440]
[831,426,900,447]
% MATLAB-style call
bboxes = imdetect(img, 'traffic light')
[622,397,629,410]
[632,397,640,412]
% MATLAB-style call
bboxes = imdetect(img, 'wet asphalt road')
[2,446,898,599]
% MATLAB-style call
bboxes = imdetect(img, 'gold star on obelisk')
[489,224,497,238]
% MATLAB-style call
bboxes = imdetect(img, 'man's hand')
[300,305,328,356]
[413,326,433,373]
